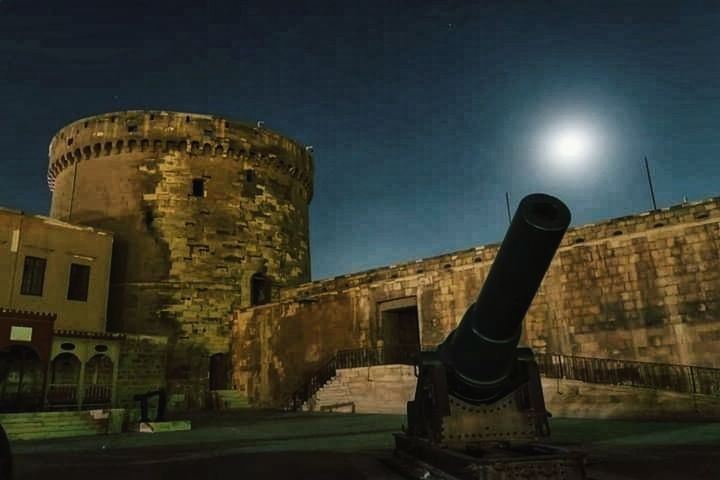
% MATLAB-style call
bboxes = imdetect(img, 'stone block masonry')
[304,366,720,421]
[234,197,720,407]
[47,111,313,409]
[115,334,168,416]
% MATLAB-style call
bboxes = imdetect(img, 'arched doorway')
[83,354,114,406]
[209,353,228,391]
[0,345,45,412]
[47,352,81,407]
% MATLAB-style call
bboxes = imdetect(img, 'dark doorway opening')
[250,273,271,306]
[209,353,228,391]
[0,345,45,412]
[380,305,420,364]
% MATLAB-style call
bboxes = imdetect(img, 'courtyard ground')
[10,410,720,480]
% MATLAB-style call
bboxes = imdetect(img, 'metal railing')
[335,345,419,369]
[46,383,113,407]
[288,348,720,411]
[83,384,112,405]
[46,384,78,405]
[289,345,420,410]
[536,352,720,397]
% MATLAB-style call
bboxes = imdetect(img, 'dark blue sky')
[1,1,719,280]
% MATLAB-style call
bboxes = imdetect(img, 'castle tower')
[47,111,313,407]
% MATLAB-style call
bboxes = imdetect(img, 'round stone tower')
[47,110,313,407]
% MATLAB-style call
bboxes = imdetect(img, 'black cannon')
[394,193,587,480]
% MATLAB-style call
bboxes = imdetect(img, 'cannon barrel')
[437,193,571,404]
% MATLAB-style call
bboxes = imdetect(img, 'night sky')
[1,1,719,280]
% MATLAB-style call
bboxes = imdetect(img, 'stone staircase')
[303,376,355,413]
[210,390,251,410]
[302,364,720,420]
[0,409,125,440]
[302,365,416,414]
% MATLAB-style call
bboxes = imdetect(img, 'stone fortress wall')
[233,197,720,406]
[47,110,313,408]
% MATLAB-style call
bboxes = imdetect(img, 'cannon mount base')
[392,433,587,480]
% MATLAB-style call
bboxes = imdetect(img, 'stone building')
[46,110,313,408]
[232,197,720,407]
[16,108,716,416]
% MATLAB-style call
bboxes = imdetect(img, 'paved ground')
[9,410,720,479]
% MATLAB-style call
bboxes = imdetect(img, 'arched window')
[250,273,271,306]
[47,352,81,406]
[83,355,114,406]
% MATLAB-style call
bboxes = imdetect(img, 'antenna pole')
[505,192,512,225]
[644,156,657,210]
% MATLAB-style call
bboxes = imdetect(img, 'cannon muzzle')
[437,193,571,403]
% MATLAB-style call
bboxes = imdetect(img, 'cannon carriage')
[393,193,587,480]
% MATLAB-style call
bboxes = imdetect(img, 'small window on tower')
[192,178,205,197]
[250,273,271,306]
[245,170,254,182]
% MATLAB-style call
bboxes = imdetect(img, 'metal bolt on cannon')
[391,193,588,480]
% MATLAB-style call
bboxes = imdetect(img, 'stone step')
[0,417,94,425]
[316,386,351,394]
[0,412,88,421]
[2,423,99,433]
[131,420,191,433]
[315,396,350,402]
[9,428,100,441]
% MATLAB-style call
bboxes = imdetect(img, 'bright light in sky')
[545,126,594,166]
[530,111,613,186]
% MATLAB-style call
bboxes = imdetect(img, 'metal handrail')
[46,383,78,404]
[83,384,112,404]
[288,348,720,411]
[535,352,720,397]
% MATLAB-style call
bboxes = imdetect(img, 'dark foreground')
[11,410,720,480]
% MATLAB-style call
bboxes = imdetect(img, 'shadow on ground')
[10,410,720,480]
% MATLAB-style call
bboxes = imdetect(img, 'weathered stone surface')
[233,198,720,407]
[47,111,313,408]
[115,333,168,412]
[304,365,416,414]
[303,366,720,420]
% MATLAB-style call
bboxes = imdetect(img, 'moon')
[529,111,614,187]
[545,125,594,167]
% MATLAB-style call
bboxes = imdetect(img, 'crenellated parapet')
[47,109,314,409]
[47,110,314,202]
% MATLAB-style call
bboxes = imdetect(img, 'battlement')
[47,110,314,201]
[274,195,720,303]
